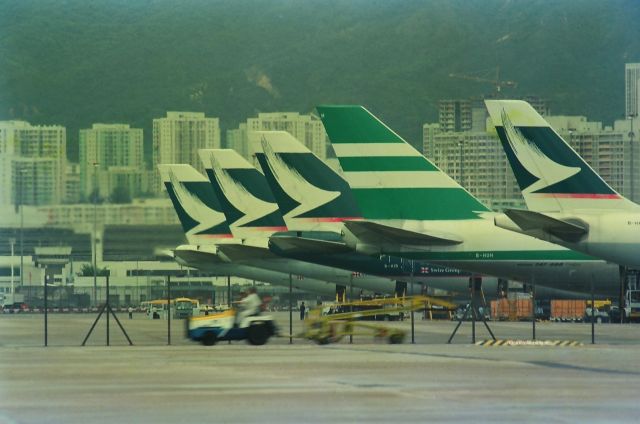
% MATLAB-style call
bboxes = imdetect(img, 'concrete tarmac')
[1,313,640,423]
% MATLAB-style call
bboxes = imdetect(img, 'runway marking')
[475,339,583,347]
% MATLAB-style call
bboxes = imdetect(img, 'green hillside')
[1,0,639,162]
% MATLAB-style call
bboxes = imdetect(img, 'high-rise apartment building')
[228,112,328,163]
[226,123,248,158]
[0,120,66,207]
[625,63,640,118]
[438,100,472,133]
[424,113,640,209]
[439,97,549,134]
[64,163,80,204]
[79,124,145,200]
[422,123,440,157]
[543,115,640,201]
[12,157,58,206]
[564,130,637,201]
[152,112,220,192]
[424,128,524,210]
[522,96,551,117]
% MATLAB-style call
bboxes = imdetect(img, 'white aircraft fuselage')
[342,214,621,296]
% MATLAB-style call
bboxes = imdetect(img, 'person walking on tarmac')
[237,287,262,325]
[300,302,306,320]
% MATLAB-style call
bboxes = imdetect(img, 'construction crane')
[449,66,517,97]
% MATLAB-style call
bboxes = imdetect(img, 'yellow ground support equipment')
[300,295,456,345]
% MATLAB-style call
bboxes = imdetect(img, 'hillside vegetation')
[1,0,639,161]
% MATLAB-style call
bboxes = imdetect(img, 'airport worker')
[237,287,262,324]
[300,302,306,320]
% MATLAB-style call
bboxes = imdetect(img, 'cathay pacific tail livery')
[319,105,621,296]
[196,149,408,295]
[158,163,338,296]
[486,99,640,269]
[256,130,589,300]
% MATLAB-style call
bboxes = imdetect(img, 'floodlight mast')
[93,161,99,307]
[9,238,15,302]
[18,166,26,298]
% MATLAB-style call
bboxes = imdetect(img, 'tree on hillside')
[87,188,104,204]
[109,186,132,204]
[79,264,110,277]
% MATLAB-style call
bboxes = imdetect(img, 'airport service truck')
[623,270,640,322]
[624,290,640,322]
[1,293,25,309]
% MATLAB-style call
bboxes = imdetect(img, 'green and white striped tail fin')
[317,105,490,220]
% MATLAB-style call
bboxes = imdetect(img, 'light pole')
[136,259,139,306]
[629,115,637,202]
[92,161,99,307]
[18,167,26,297]
[9,238,15,303]
[458,140,464,187]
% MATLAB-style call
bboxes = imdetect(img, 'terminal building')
[0,233,311,310]
[0,202,323,309]
[0,252,271,309]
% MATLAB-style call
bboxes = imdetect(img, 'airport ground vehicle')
[303,296,454,344]
[624,290,640,322]
[186,309,277,346]
[1,293,25,309]
[453,304,491,321]
[550,300,587,322]
[583,307,610,323]
[174,298,200,318]
[328,297,405,321]
[141,298,200,319]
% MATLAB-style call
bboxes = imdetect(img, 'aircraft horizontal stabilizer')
[215,244,278,262]
[269,236,353,255]
[155,248,176,259]
[344,221,463,246]
[503,209,588,243]
[173,247,227,265]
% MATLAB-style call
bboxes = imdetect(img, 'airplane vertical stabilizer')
[317,105,490,221]
[158,164,233,245]
[198,149,287,240]
[486,99,640,212]
[255,131,362,231]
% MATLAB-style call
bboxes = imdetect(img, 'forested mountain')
[1,0,639,161]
